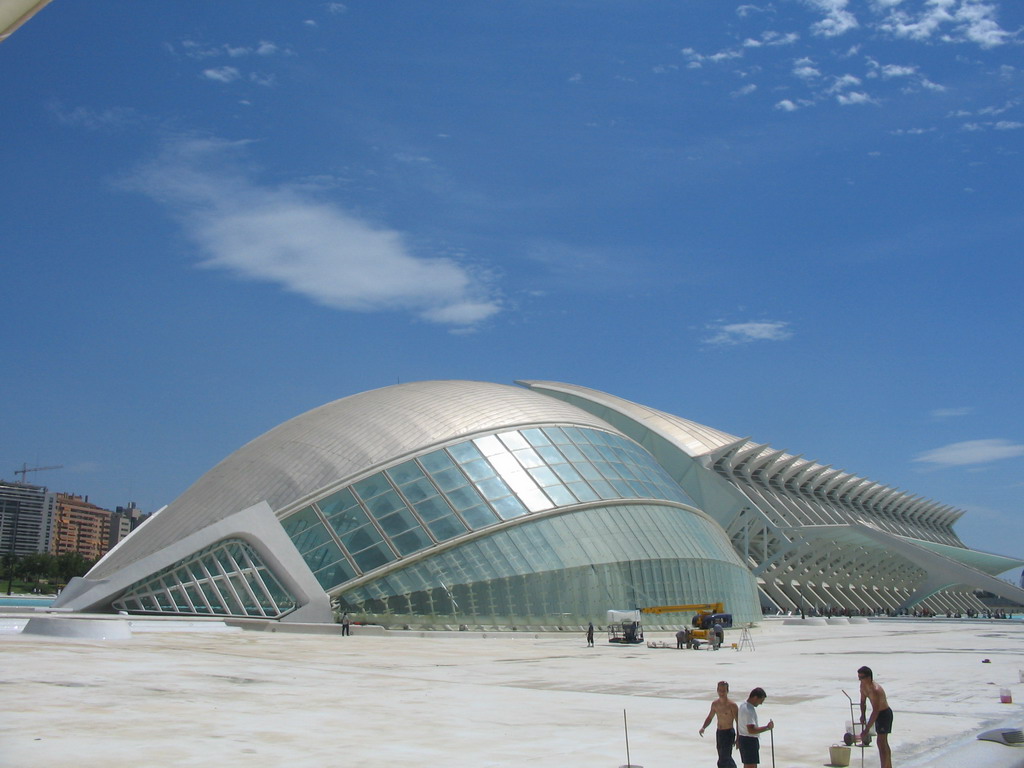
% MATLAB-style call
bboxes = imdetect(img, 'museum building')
[52,380,1024,627]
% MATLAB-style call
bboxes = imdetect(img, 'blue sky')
[2,1,1022,568]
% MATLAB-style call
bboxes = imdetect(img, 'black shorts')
[737,735,760,764]
[875,707,893,735]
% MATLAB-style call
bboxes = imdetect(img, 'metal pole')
[623,709,631,767]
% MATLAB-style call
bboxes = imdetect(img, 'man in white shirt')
[736,687,774,768]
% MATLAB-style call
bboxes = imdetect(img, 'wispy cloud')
[702,320,793,346]
[914,439,1024,467]
[122,137,501,328]
[930,406,973,419]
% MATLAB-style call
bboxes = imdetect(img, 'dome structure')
[55,381,762,627]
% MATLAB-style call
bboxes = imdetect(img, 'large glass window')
[112,538,297,619]
[279,424,695,594]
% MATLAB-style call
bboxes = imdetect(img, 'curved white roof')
[517,380,743,457]
[90,380,615,579]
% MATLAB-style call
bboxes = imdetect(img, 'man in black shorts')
[736,687,773,768]
[858,666,893,768]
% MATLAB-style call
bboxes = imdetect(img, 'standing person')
[736,687,773,768]
[858,666,893,768]
[341,612,351,636]
[586,621,595,647]
[699,680,739,768]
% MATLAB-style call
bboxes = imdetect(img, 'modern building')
[0,482,56,558]
[51,494,114,561]
[109,503,148,551]
[52,380,1024,626]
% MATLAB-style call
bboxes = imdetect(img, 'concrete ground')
[1,615,1022,768]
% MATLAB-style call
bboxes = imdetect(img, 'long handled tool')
[620,708,643,768]
[770,726,775,768]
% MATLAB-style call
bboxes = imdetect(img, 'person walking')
[699,680,739,768]
[586,621,594,647]
[859,666,893,768]
[341,612,351,636]
[736,687,773,768]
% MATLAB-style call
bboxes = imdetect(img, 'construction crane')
[13,464,63,483]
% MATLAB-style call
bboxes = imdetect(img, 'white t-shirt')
[738,701,759,739]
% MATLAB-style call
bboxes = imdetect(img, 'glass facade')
[279,425,695,595]
[338,504,761,626]
[112,538,297,619]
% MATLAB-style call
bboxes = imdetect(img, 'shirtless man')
[858,666,893,768]
[700,681,739,768]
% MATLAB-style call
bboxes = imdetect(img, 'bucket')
[829,744,852,766]
[1000,688,1013,704]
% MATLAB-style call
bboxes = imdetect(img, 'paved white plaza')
[1,616,1022,768]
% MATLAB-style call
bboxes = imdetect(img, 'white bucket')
[829,744,852,766]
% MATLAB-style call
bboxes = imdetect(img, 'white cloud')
[202,67,241,83]
[743,31,800,47]
[123,137,501,328]
[930,407,973,418]
[875,0,1011,48]
[775,99,800,111]
[837,90,875,105]
[793,58,822,80]
[914,439,1024,467]
[703,321,793,346]
[804,0,859,37]
[732,84,758,97]
[995,121,1024,130]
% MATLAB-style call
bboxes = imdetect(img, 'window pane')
[491,496,527,519]
[447,442,482,463]
[448,485,485,512]
[412,495,451,522]
[387,460,425,486]
[528,466,560,487]
[427,515,467,542]
[353,474,392,501]
[281,506,320,538]
[545,484,576,506]
[317,488,359,518]
[302,540,344,572]
[364,489,405,519]
[325,506,370,537]
[399,478,436,504]
[461,504,499,529]
[473,434,506,456]
[431,467,467,492]
[341,525,383,553]
[313,559,356,590]
[377,508,419,537]
[497,430,530,451]
[513,448,545,468]
[462,458,496,482]
[351,543,395,572]
[391,528,433,556]
[522,428,551,447]
[419,450,455,473]
[476,475,513,501]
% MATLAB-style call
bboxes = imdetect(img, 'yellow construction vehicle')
[641,603,732,646]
